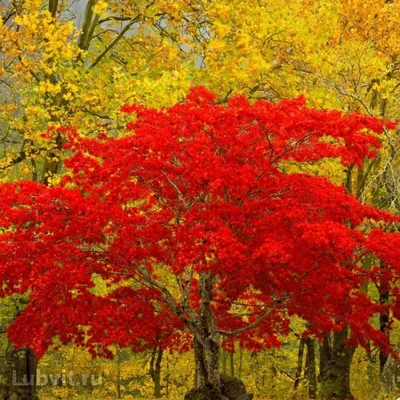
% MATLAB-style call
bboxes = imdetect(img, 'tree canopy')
[0,89,399,396]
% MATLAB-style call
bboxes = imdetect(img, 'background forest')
[2,0,400,399]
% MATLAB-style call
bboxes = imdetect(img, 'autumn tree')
[3,1,400,398]
[0,89,400,399]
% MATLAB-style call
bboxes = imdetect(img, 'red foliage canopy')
[0,87,399,358]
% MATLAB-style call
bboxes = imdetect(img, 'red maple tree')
[0,88,399,394]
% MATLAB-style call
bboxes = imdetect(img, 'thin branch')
[335,85,374,116]
[88,15,141,69]
[219,295,289,336]
[99,16,133,24]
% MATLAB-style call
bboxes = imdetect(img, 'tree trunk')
[208,336,221,388]
[294,339,305,391]
[149,347,163,398]
[116,345,121,399]
[0,297,38,400]
[379,262,390,374]
[319,336,331,384]
[193,334,222,389]
[238,347,243,380]
[185,273,253,400]
[194,338,207,388]
[305,338,317,399]
[230,348,235,377]
[165,353,170,398]
[319,329,355,400]
[197,272,222,391]
[222,350,227,376]
[2,348,38,400]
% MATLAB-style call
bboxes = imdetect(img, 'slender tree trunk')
[305,338,317,399]
[319,336,331,385]
[116,346,121,399]
[149,347,163,398]
[0,295,38,400]
[194,350,198,389]
[165,353,170,398]
[1,300,37,399]
[222,350,227,375]
[3,348,38,400]
[319,329,355,400]
[230,347,235,377]
[238,347,243,380]
[294,339,305,391]
[379,262,390,374]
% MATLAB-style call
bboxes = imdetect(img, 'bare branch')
[219,295,289,336]
[335,85,374,116]
[87,14,141,69]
